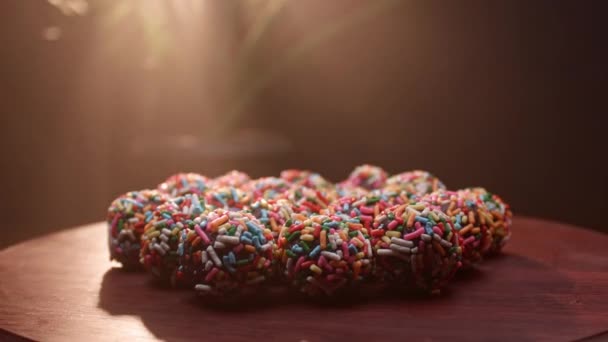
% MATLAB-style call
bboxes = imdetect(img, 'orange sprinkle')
[353,260,362,280]
[459,224,473,236]
[245,245,256,253]
[407,212,416,228]
[320,230,327,250]
[211,215,229,229]
[468,211,476,225]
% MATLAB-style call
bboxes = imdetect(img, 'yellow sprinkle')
[386,231,401,238]
[356,252,365,259]
[381,236,391,244]
[310,264,322,275]
[301,234,314,242]
[171,227,180,235]
[146,230,160,238]
[411,203,426,211]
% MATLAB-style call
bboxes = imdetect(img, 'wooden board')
[1,217,607,341]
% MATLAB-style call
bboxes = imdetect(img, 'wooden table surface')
[1,217,607,341]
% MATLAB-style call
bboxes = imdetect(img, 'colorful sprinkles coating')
[178,208,275,295]
[212,170,251,188]
[140,194,210,285]
[384,170,447,201]
[107,166,513,299]
[158,173,211,197]
[342,164,388,191]
[246,177,291,201]
[276,213,374,296]
[419,190,492,267]
[107,190,169,269]
[371,202,462,293]
[458,187,513,254]
[280,169,334,191]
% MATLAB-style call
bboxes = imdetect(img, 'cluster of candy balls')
[107,166,512,297]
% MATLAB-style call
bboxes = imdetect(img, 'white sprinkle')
[377,249,396,256]
[204,260,213,271]
[440,239,453,248]
[160,241,170,251]
[390,237,414,247]
[421,234,432,242]
[218,227,227,235]
[159,234,169,242]
[321,251,341,261]
[161,228,172,236]
[206,246,222,266]
[214,241,227,249]
[433,234,441,241]
[152,243,165,256]
[217,235,240,245]
[194,284,211,292]
[201,251,208,264]
[260,243,272,251]
[128,217,139,223]
[411,247,419,254]
[390,244,411,254]
[365,239,373,258]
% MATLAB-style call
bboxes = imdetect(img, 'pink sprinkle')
[360,206,374,215]
[464,236,476,245]
[295,256,305,272]
[360,215,373,222]
[318,255,327,267]
[205,267,219,282]
[233,244,244,253]
[342,243,349,258]
[194,225,210,244]
[418,240,425,251]
[388,220,399,230]
[432,226,443,235]
[404,227,424,240]
[111,215,119,236]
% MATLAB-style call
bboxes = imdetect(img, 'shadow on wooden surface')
[97,253,577,341]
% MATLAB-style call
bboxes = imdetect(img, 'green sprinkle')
[288,231,301,242]
[286,250,296,258]
[285,219,293,227]
[228,226,237,235]
[236,259,250,266]
[348,231,358,237]
[300,241,310,252]
[366,196,380,204]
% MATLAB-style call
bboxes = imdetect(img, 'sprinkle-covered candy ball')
[107,190,169,269]
[205,186,251,211]
[343,164,388,191]
[384,170,446,201]
[419,190,492,266]
[178,209,275,296]
[285,186,331,215]
[246,177,291,201]
[280,169,334,191]
[371,202,462,293]
[140,194,209,285]
[213,170,251,188]
[158,172,211,197]
[458,187,513,255]
[277,214,374,296]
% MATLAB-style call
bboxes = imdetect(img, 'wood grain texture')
[1,217,607,341]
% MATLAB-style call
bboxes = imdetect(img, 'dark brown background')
[1,0,606,248]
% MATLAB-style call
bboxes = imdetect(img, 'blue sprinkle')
[240,236,252,245]
[243,231,252,239]
[261,209,268,218]
[222,255,230,265]
[348,244,358,255]
[259,235,267,244]
[425,222,434,235]
[162,213,172,220]
[231,188,238,201]
[214,194,227,207]
[177,244,184,256]
[181,178,188,188]
[415,216,429,224]
[354,208,361,216]
[342,203,349,212]
[253,236,261,249]
[291,245,303,254]
[326,222,339,228]
[309,245,321,258]
[259,218,269,223]
[196,179,206,191]
[246,221,260,234]
[228,252,236,264]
